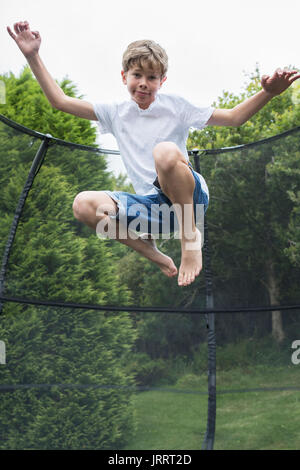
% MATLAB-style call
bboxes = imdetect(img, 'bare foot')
[140,237,178,278]
[178,228,202,286]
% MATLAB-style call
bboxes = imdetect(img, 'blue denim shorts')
[104,163,209,237]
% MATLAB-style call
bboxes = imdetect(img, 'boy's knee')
[73,191,117,221]
[153,142,182,172]
[72,191,89,219]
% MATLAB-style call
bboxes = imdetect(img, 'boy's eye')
[133,73,158,80]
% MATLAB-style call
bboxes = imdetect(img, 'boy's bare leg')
[153,142,202,287]
[72,191,178,278]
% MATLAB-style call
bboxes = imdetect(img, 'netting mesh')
[0,115,299,450]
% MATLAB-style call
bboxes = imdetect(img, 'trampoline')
[0,113,299,450]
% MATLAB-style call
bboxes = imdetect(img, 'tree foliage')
[187,66,300,343]
[1,65,97,144]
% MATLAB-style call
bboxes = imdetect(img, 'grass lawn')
[123,390,208,450]
[215,389,300,449]
[123,366,300,450]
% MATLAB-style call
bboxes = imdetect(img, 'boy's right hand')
[7,20,97,120]
[7,21,41,58]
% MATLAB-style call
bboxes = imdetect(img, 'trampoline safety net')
[0,114,299,450]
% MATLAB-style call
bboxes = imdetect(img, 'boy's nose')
[139,77,147,88]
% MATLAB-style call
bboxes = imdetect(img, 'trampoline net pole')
[193,151,217,451]
[0,137,50,314]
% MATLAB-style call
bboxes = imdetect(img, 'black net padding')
[0,114,299,450]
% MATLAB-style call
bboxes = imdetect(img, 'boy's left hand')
[261,68,300,96]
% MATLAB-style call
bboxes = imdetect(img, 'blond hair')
[122,40,168,77]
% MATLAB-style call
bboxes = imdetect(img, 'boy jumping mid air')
[7,21,300,286]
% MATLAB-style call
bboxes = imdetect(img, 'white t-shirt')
[93,93,214,195]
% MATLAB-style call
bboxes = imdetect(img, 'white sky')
[1,0,300,175]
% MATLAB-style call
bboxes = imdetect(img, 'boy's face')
[121,66,166,109]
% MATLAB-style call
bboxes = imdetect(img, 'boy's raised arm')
[207,68,300,127]
[7,21,97,121]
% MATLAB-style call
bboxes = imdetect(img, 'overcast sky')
[2,0,300,175]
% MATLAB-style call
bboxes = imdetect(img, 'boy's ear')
[160,76,167,87]
[121,70,127,85]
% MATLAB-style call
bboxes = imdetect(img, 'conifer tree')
[0,67,137,449]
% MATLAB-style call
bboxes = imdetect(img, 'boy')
[7,21,300,287]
